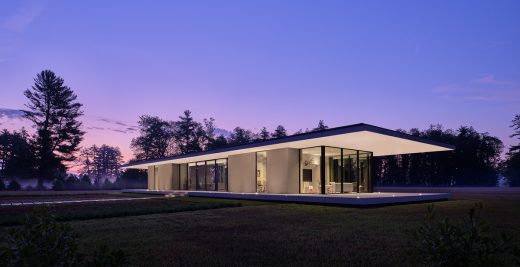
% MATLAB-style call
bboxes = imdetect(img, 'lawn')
[1,190,519,266]
[0,194,259,226]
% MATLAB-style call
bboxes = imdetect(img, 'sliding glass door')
[256,152,267,193]
[300,146,373,194]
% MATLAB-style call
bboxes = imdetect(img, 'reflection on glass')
[358,152,370,193]
[216,159,227,191]
[196,162,205,190]
[342,149,358,193]
[180,164,188,190]
[206,161,216,191]
[256,152,267,193]
[188,163,197,191]
[325,147,341,194]
[299,147,373,194]
[187,159,228,191]
[300,147,321,194]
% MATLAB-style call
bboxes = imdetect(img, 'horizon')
[1,0,519,164]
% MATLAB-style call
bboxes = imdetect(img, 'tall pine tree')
[271,125,287,138]
[258,127,270,141]
[23,70,84,188]
[173,110,205,154]
[313,120,328,131]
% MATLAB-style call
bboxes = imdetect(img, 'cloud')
[0,108,24,119]
[432,84,465,93]
[433,74,520,103]
[89,116,138,134]
[471,75,515,85]
[462,96,495,101]
[1,3,43,32]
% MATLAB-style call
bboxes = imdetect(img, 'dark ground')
[1,188,519,267]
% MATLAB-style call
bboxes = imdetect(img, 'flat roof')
[123,123,455,169]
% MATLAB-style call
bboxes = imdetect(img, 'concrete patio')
[123,189,450,206]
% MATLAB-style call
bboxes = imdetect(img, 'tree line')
[130,111,328,161]
[0,69,519,189]
[375,116,520,187]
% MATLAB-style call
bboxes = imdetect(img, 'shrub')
[102,179,114,190]
[52,176,66,191]
[7,179,21,190]
[0,205,128,267]
[64,174,79,190]
[0,178,5,190]
[411,203,520,266]
[0,205,81,266]
[79,174,92,190]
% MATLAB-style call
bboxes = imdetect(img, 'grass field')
[1,190,519,266]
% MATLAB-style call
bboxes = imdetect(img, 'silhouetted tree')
[206,135,228,150]
[203,117,231,150]
[202,117,216,149]
[172,110,205,154]
[509,114,520,153]
[228,127,254,145]
[271,125,287,138]
[79,144,123,186]
[374,125,502,186]
[118,168,147,189]
[23,70,84,188]
[258,127,270,141]
[7,179,21,190]
[64,174,79,190]
[0,129,35,179]
[131,115,174,160]
[312,120,328,131]
[293,129,304,135]
[504,114,520,186]
[79,174,92,190]
[52,174,66,191]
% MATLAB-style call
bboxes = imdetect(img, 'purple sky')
[1,0,519,162]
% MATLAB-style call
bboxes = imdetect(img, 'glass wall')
[300,147,322,194]
[215,159,227,191]
[358,152,370,193]
[205,161,216,191]
[325,147,342,194]
[180,164,188,190]
[188,163,197,191]
[300,146,373,194]
[256,151,267,193]
[342,149,358,193]
[196,162,206,190]
[187,158,228,192]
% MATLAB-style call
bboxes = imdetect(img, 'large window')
[358,152,370,193]
[342,149,358,193]
[325,147,341,194]
[187,159,228,192]
[215,159,228,191]
[196,162,206,190]
[256,152,267,193]
[188,163,197,191]
[300,147,322,194]
[205,161,216,191]
[300,146,373,194]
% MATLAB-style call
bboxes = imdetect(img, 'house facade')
[123,123,454,195]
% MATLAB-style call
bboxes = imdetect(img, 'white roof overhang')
[123,123,454,169]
